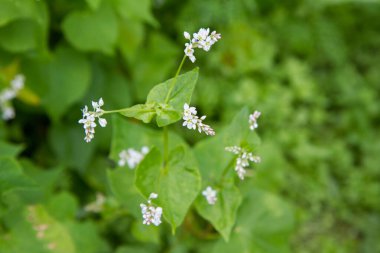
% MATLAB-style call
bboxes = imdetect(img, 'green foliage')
[1,0,380,252]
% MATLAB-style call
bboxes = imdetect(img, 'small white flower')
[184,31,191,40]
[118,146,149,169]
[149,192,158,199]
[183,28,221,63]
[79,98,107,142]
[225,146,261,180]
[140,193,163,226]
[98,117,107,127]
[182,103,215,136]
[202,186,217,205]
[10,74,25,91]
[249,111,261,131]
[2,106,15,120]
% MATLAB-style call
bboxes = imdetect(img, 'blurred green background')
[1,0,380,252]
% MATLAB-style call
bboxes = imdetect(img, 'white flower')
[10,74,25,91]
[202,186,217,205]
[0,74,25,121]
[2,106,15,120]
[225,146,261,180]
[78,98,107,143]
[184,31,191,40]
[249,111,261,130]
[183,28,221,63]
[184,43,196,63]
[182,103,215,136]
[118,146,149,169]
[140,193,162,226]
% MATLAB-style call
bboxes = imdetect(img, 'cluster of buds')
[0,74,24,120]
[118,146,149,169]
[183,28,221,62]
[225,146,261,180]
[182,103,215,136]
[249,110,261,131]
[140,193,163,226]
[202,186,217,205]
[78,98,107,143]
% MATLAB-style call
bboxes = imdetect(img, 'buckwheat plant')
[79,28,262,237]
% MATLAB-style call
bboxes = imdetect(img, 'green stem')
[102,109,131,114]
[163,126,169,168]
[164,54,187,104]
[102,108,154,115]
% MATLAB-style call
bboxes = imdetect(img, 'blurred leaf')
[0,20,38,52]
[0,0,45,27]
[117,19,145,63]
[195,183,242,241]
[211,189,295,253]
[131,32,179,101]
[23,45,91,121]
[0,158,34,195]
[0,140,23,158]
[27,205,76,253]
[107,167,144,218]
[131,220,160,243]
[46,192,78,221]
[112,0,158,26]
[62,1,118,54]
[85,0,102,10]
[65,221,110,253]
[49,123,95,171]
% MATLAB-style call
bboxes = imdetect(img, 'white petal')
[98,118,107,127]
[184,31,190,40]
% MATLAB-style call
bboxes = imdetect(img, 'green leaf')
[23,45,91,121]
[62,1,118,54]
[0,0,45,27]
[46,192,78,221]
[117,19,145,63]
[65,221,110,253]
[85,0,102,10]
[145,67,198,126]
[223,107,260,148]
[0,158,34,195]
[0,141,23,158]
[107,167,144,218]
[135,146,201,231]
[118,68,198,126]
[49,123,95,171]
[119,104,156,123]
[211,189,295,253]
[195,183,242,241]
[0,19,38,52]
[112,0,158,26]
[26,205,76,253]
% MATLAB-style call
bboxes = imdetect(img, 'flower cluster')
[0,74,24,120]
[140,193,163,226]
[249,110,261,131]
[183,28,221,63]
[202,186,217,205]
[225,146,261,180]
[118,146,149,169]
[182,103,215,136]
[78,98,107,143]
